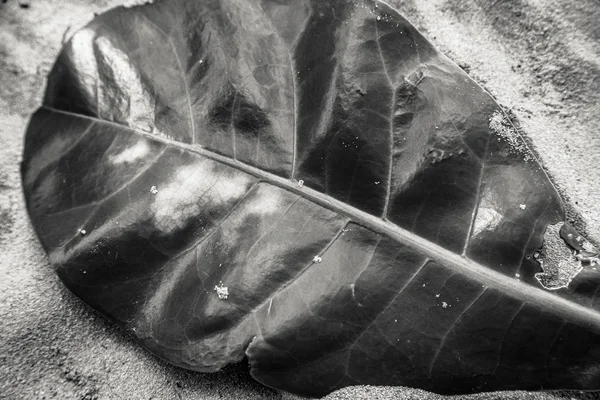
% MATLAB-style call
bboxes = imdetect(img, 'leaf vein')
[40,106,600,331]
[142,15,197,143]
[427,287,487,377]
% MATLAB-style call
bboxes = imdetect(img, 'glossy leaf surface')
[21,0,600,396]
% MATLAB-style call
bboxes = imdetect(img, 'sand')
[0,0,598,399]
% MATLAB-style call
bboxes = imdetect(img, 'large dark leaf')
[21,0,600,397]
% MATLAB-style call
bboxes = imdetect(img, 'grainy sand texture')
[1,0,599,399]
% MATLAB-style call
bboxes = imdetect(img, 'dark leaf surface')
[21,0,600,396]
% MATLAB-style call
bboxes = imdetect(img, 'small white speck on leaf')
[515,273,521,278]
[150,185,158,195]
[214,282,229,300]
[313,255,322,263]
[298,180,304,188]
[376,15,381,20]
[80,229,86,236]
[374,181,380,185]
[394,319,397,322]
[441,302,449,308]
[435,294,440,298]
[519,204,527,210]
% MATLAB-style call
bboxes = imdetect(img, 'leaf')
[21,0,600,397]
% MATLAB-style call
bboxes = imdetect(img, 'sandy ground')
[0,0,599,399]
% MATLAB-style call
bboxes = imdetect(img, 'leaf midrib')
[40,105,600,330]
